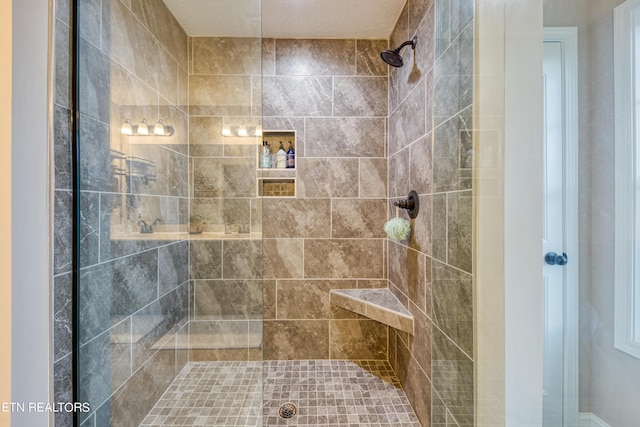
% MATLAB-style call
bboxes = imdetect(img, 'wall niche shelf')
[258,130,296,170]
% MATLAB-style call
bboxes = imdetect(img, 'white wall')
[11,0,51,425]
[544,0,640,424]
[1,0,13,423]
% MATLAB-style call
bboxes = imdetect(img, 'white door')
[542,40,567,426]
[542,28,580,426]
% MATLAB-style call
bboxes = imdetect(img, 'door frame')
[543,27,579,427]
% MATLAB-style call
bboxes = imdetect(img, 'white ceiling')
[163,0,406,39]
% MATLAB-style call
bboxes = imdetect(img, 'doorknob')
[545,252,568,266]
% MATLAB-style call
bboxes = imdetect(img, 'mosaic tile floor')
[140,360,421,427]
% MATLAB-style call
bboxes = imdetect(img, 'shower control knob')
[544,252,568,266]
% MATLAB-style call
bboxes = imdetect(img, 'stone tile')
[390,2,409,55]
[432,326,474,426]
[333,77,388,117]
[263,320,329,359]
[262,76,332,117]
[263,198,331,238]
[54,22,71,109]
[192,158,256,198]
[189,240,222,280]
[262,38,276,75]
[275,39,356,76]
[158,242,189,295]
[262,116,306,158]
[264,239,304,279]
[448,190,472,273]
[79,0,101,48]
[178,66,188,111]
[407,301,431,375]
[389,78,426,155]
[54,273,72,362]
[176,324,189,372]
[157,103,189,154]
[79,38,109,122]
[409,0,435,37]
[356,39,388,76]
[189,75,252,116]
[360,158,388,198]
[434,35,461,127]
[409,193,432,255]
[127,146,189,198]
[130,0,188,66]
[395,338,431,427]
[277,280,357,319]
[459,23,473,113]
[108,0,173,96]
[192,37,261,75]
[297,158,359,198]
[187,320,252,361]
[332,199,387,238]
[54,190,72,275]
[132,284,188,371]
[329,320,387,360]
[110,347,176,427]
[222,240,263,279]
[189,116,223,154]
[264,279,277,319]
[389,150,410,199]
[388,241,429,313]
[194,280,262,320]
[433,114,461,193]
[79,115,111,192]
[55,0,70,26]
[305,118,385,157]
[410,134,433,195]
[79,323,130,412]
[304,239,384,279]
[432,193,447,262]
[432,260,473,356]
[80,192,100,268]
[222,198,251,230]
[54,354,72,427]
[54,108,71,192]
[110,60,158,126]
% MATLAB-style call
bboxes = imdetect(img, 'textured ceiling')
[163,0,406,39]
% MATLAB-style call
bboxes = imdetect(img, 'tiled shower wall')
[187,36,264,362]
[260,38,391,360]
[387,0,474,426]
[52,0,190,425]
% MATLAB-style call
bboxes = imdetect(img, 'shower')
[380,36,417,67]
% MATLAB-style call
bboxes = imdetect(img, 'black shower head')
[380,36,417,67]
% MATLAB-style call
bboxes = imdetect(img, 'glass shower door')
[74,0,263,425]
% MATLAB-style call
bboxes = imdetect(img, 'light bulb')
[137,119,149,135]
[121,119,133,135]
[254,121,263,137]
[153,119,165,136]
[221,125,232,136]
[237,123,248,137]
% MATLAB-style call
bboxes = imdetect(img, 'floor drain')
[278,402,297,419]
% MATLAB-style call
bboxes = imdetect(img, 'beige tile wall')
[387,0,475,426]
[261,37,391,361]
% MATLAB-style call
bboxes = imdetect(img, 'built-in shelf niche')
[258,130,296,197]
[258,130,296,170]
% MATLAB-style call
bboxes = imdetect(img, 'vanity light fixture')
[137,119,149,135]
[120,118,175,136]
[121,119,133,135]
[254,121,263,137]
[237,120,248,137]
[221,125,233,136]
[153,119,165,136]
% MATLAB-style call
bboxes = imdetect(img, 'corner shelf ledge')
[330,289,414,335]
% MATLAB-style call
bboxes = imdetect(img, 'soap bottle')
[261,141,272,168]
[286,141,295,168]
[276,141,286,169]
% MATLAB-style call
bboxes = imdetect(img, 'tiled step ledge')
[330,289,414,335]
